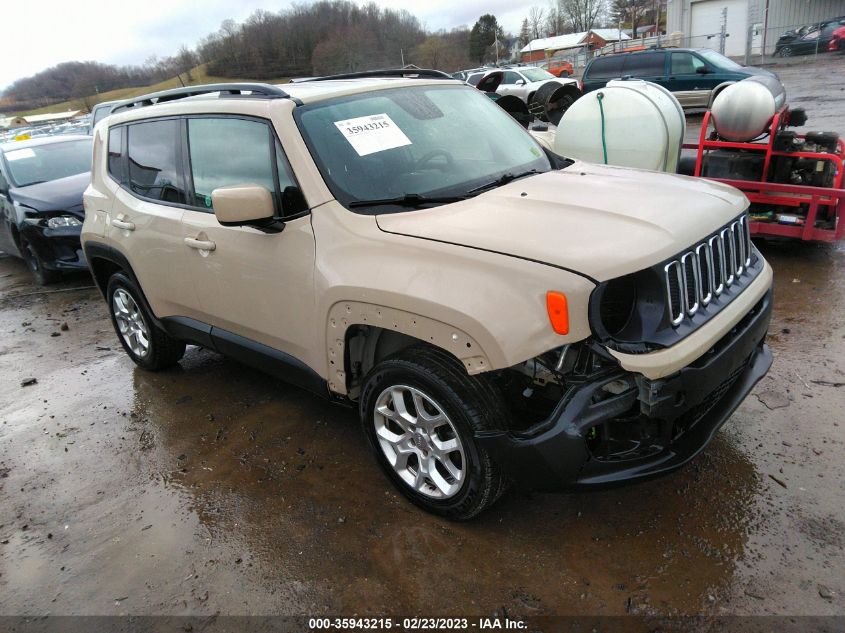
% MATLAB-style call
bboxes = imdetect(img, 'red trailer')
[683,106,844,242]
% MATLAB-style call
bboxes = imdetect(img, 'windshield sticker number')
[5,148,36,161]
[334,114,411,156]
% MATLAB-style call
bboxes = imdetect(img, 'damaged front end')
[479,289,773,490]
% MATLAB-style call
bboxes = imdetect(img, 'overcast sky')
[0,0,533,89]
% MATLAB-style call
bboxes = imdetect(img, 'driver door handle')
[184,237,216,252]
[111,218,135,231]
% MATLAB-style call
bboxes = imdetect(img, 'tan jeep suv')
[82,72,773,519]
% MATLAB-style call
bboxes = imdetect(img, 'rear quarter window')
[107,127,126,184]
[586,56,625,80]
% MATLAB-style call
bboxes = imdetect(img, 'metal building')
[666,0,845,56]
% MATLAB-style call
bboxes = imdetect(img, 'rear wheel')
[19,235,60,286]
[106,272,185,370]
[360,346,508,520]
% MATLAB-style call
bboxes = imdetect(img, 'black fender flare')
[83,241,165,329]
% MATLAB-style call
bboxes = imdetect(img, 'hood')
[530,77,578,88]
[737,64,776,79]
[375,161,748,282]
[10,171,90,215]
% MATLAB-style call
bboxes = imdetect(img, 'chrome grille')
[665,216,754,326]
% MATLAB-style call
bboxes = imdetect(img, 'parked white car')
[480,66,582,124]
[488,67,577,102]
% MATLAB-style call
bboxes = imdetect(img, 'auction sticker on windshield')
[334,114,411,156]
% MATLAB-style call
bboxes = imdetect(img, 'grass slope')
[12,64,292,117]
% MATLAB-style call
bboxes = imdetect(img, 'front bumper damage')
[20,223,87,271]
[477,289,773,490]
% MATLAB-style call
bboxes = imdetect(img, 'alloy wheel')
[112,288,150,357]
[373,385,466,499]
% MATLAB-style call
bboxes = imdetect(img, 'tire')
[106,272,185,370]
[531,81,580,125]
[19,235,61,286]
[778,46,793,58]
[529,83,561,122]
[360,345,508,520]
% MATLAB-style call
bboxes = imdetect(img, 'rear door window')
[586,56,624,80]
[622,53,665,77]
[127,120,187,204]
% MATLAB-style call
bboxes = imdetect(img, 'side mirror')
[0,173,9,197]
[696,66,710,74]
[516,79,526,86]
[212,184,276,228]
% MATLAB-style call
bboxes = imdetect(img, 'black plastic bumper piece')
[20,223,87,271]
[476,289,773,491]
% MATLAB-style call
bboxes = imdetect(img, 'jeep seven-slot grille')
[665,215,753,326]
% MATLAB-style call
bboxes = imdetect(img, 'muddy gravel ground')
[1,241,843,623]
[1,61,844,627]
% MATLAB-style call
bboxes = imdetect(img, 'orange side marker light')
[546,291,569,335]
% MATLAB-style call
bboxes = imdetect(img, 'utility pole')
[761,0,770,62]
[719,7,727,54]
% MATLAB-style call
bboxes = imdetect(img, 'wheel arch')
[707,81,736,109]
[83,241,163,327]
[327,301,498,400]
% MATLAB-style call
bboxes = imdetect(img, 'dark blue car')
[581,48,777,109]
[0,135,91,284]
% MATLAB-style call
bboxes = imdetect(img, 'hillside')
[12,64,293,117]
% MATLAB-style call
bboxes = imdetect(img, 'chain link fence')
[543,4,845,76]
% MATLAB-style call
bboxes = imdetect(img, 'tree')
[612,0,650,36]
[415,36,447,69]
[519,19,531,47]
[562,0,606,33]
[528,6,546,39]
[469,14,503,64]
[175,46,198,84]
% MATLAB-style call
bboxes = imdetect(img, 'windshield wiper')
[465,169,543,196]
[348,193,467,209]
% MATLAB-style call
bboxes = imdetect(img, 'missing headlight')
[598,276,637,336]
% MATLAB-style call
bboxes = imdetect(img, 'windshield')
[698,49,743,69]
[4,139,92,187]
[521,68,556,82]
[295,85,552,211]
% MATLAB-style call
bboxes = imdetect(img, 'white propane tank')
[554,79,685,172]
[710,78,778,142]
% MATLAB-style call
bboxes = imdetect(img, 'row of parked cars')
[0,49,777,289]
[774,15,845,56]
[0,70,774,519]
[461,46,779,117]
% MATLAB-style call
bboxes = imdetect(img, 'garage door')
[690,0,748,57]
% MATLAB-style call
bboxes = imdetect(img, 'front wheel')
[360,346,508,520]
[778,46,793,57]
[106,272,185,370]
[19,235,60,285]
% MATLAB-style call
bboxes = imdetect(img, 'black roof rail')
[301,68,454,82]
[112,83,297,113]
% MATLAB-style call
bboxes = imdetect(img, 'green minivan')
[581,48,778,108]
